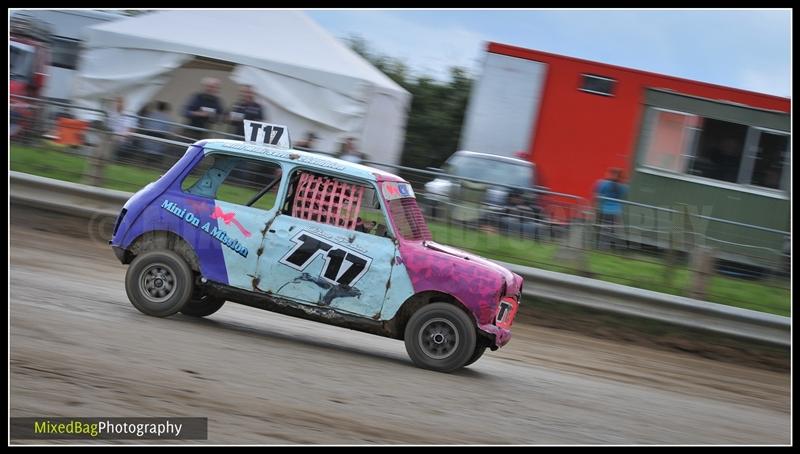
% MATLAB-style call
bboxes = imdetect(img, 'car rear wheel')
[404,302,477,373]
[181,294,226,317]
[125,250,193,317]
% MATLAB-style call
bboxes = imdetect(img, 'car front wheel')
[404,302,477,373]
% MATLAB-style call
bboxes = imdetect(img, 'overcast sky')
[308,9,791,97]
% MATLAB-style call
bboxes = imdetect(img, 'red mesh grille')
[388,198,431,241]
[291,172,364,230]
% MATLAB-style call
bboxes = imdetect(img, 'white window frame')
[637,107,790,196]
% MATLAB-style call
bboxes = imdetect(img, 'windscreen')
[382,182,432,241]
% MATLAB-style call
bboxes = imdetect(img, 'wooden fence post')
[663,205,684,288]
[689,245,715,300]
[555,216,591,277]
[83,127,112,187]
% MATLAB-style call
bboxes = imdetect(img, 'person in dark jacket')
[183,77,224,134]
[499,189,542,240]
[227,84,265,137]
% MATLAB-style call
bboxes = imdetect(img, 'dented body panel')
[111,139,523,349]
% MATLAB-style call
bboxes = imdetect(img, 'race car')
[109,121,523,372]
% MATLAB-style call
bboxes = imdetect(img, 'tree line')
[345,36,473,170]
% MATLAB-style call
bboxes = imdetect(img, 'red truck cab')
[10,13,51,138]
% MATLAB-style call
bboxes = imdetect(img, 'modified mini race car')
[110,121,523,372]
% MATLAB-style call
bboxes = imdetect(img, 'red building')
[460,42,791,206]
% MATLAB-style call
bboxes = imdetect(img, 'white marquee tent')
[73,10,411,164]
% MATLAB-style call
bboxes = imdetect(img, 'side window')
[181,153,282,211]
[352,186,391,237]
[281,170,391,238]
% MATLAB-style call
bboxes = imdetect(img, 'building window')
[641,107,789,191]
[749,132,790,190]
[579,74,616,96]
[50,37,81,70]
[641,110,701,172]
[687,118,749,183]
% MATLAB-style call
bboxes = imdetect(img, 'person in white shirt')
[106,96,139,160]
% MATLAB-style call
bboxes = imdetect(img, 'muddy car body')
[110,129,522,371]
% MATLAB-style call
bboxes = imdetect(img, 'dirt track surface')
[9,219,791,444]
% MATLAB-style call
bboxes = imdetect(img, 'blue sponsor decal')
[160,199,249,258]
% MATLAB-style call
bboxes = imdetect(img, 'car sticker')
[243,120,291,149]
[382,181,415,200]
[279,230,372,288]
[160,198,249,258]
[210,206,251,238]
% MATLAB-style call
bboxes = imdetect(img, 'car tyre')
[404,302,477,373]
[125,250,194,317]
[464,344,487,367]
[181,294,226,317]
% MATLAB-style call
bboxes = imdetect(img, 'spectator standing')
[294,131,319,150]
[83,96,136,186]
[227,85,265,137]
[140,101,175,161]
[593,167,628,250]
[499,190,543,241]
[336,137,366,163]
[183,77,224,137]
[107,96,138,160]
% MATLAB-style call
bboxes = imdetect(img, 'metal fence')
[10,95,790,311]
[366,160,789,302]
